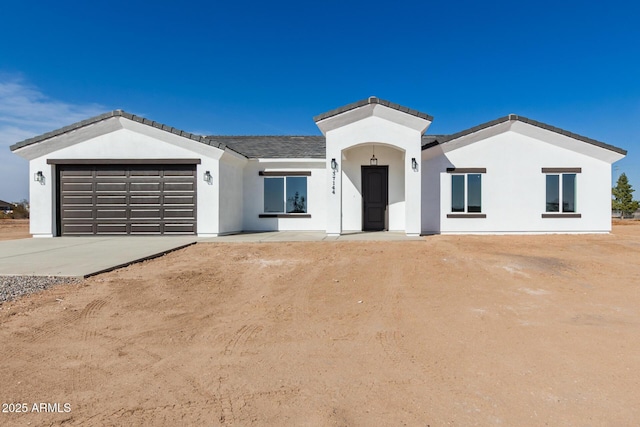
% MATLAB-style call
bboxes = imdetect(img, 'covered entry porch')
[338,143,409,233]
[314,97,432,236]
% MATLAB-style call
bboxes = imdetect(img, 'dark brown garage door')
[58,164,197,235]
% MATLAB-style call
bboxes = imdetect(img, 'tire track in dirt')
[14,310,83,343]
[223,324,263,356]
[78,299,109,340]
[215,373,255,425]
[82,386,301,426]
[101,331,163,365]
[216,381,301,425]
[10,298,109,345]
[86,330,217,409]
[71,298,112,392]
[84,400,215,426]
[218,393,251,425]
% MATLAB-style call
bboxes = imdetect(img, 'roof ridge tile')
[313,97,433,122]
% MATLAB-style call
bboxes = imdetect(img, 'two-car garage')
[54,161,197,235]
[10,110,245,238]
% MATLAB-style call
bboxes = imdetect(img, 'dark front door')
[362,166,388,231]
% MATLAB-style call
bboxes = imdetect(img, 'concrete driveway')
[0,236,197,277]
[0,231,422,277]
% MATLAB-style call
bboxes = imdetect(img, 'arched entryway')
[341,144,406,232]
[314,96,433,236]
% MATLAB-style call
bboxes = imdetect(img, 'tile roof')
[314,96,434,122]
[422,114,627,155]
[8,107,626,159]
[9,110,224,152]
[206,135,326,158]
[421,135,445,149]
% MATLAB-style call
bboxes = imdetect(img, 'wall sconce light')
[203,170,213,185]
[34,171,45,184]
[331,158,338,171]
[411,157,418,171]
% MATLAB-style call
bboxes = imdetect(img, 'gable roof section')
[7,108,323,159]
[314,96,434,123]
[9,107,626,159]
[9,110,227,152]
[206,136,325,158]
[422,114,627,155]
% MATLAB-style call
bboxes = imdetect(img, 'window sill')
[541,213,581,218]
[259,213,311,218]
[447,213,486,219]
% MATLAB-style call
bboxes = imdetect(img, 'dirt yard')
[1,221,639,426]
[0,219,30,241]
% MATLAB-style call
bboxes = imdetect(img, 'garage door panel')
[164,168,195,176]
[62,195,94,206]
[130,182,162,192]
[62,182,93,192]
[164,182,194,191]
[95,169,127,177]
[164,195,195,205]
[96,182,127,192]
[61,169,93,177]
[130,224,162,234]
[130,168,162,177]
[164,209,196,218]
[164,223,197,233]
[96,195,127,206]
[63,224,94,234]
[96,209,127,219]
[59,164,196,235]
[130,195,162,205]
[130,209,162,219]
[63,209,94,219]
[96,224,128,234]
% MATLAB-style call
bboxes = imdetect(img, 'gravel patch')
[0,276,82,303]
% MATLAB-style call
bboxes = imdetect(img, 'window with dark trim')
[450,173,483,214]
[544,169,579,215]
[263,176,307,214]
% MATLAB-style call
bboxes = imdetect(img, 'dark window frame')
[262,174,309,215]
[543,169,580,217]
[447,169,485,218]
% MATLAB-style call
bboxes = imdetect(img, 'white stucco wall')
[217,152,246,235]
[242,159,326,231]
[17,119,225,237]
[28,159,57,237]
[422,129,618,234]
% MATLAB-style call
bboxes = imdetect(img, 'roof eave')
[9,110,219,153]
[421,115,627,156]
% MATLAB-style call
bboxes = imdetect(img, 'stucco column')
[30,161,55,237]
[326,152,342,235]
[405,144,422,236]
[196,162,220,237]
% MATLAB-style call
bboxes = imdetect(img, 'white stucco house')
[10,97,626,237]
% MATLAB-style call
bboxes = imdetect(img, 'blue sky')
[1,0,639,202]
